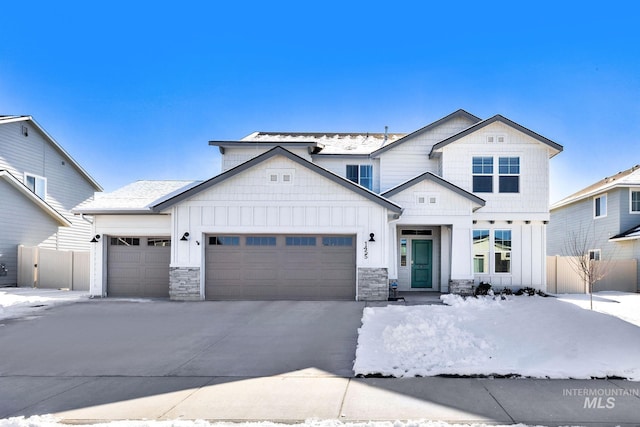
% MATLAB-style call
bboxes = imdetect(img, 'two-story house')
[548,165,640,292]
[76,109,562,300]
[0,115,102,287]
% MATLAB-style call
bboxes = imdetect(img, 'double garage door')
[205,234,356,300]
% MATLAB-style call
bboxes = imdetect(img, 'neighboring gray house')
[0,115,102,286]
[548,164,640,292]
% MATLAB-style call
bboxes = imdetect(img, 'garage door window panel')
[110,237,140,246]
[286,236,317,246]
[209,236,240,246]
[246,236,277,246]
[322,236,353,246]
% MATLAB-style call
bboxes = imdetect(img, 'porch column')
[450,224,474,281]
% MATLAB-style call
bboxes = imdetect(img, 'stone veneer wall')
[357,267,388,301]
[169,267,201,301]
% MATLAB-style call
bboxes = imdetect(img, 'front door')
[411,240,432,288]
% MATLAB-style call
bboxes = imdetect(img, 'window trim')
[24,172,47,200]
[588,249,601,261]
[346,164,373,190]
[472,228,512,275]
[630,189,640,214]
[594,193,608,219]
[498,157,520,194]
[472,156,494,193]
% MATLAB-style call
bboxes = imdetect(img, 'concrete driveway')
[0,299,365,377]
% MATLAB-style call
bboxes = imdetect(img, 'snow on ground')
[0,417,539,427]
[556,291,640,327]
[353,294,640,380]
[0,287,88,321]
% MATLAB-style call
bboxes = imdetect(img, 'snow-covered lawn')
[0,287,88,321]
[556,291,640,327]
[353,294,640,380]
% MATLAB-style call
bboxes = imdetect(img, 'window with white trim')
[346,164,373,190]
[472,157,493,193]
[594,194,607,218]
[24,173,46,199]
[494,230,512,273]
[472,229,512,274]
[498,157,519,193]
[473,230,490,273]
[631,190,640,213]
[589,249,601,261]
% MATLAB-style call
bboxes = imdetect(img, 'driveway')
[0,299,365,377]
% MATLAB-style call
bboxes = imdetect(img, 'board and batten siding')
[440,121,551,219]
[169,155,391,269]
[0,181,59,285]
[377,116,476,193]
[312,156,380,193]
[221,146,313,172]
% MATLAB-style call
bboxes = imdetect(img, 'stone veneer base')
[169,267,201,301]
[357,267,388,301]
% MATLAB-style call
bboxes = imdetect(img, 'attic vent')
[21,125,28,137]
[429,196,437,204]
[487,136,494,143]
[282,174,291,182]
[270,174,278,182]
[497,135,505,143]
[418,196,425,204]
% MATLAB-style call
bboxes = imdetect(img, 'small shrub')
[475,282,492,296]
[515,287,548,297]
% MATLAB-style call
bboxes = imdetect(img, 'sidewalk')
[2,373,639,426]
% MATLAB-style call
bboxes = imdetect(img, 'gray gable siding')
[0,120,97,251]
[620,187,640,233]
[0,180,60,286]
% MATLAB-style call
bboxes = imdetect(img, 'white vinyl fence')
[17,245,90,290]
[547,256,638,294]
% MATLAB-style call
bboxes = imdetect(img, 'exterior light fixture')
[180,232,190,241]
[90,234,101,243]
[368,233,375,242]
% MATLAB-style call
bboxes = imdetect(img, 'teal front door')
[411,240,433,288]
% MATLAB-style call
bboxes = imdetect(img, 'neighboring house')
[548,165,640,291]
[76,109,562,301]
[0,116,102,286]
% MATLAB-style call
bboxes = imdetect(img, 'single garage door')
[107,236,171,298]
[205,234,356,300]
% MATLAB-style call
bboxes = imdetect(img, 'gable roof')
[382,171,486,210]
[153,146,403,213]
[73,180,200,214]
[0,170,71,226]
[370,109,482,157]
[429,114,563,158]
[0,116,103,191]
[552,164,640,210]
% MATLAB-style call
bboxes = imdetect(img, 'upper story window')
[24,173,46,199]
[588,249,601,261]
[631,190,640,213]
[346,164,373,190]
[594,194,607,218]
[472,157,493,193]
[498,157,520,193]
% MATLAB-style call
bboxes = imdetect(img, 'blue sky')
[1,1,639,202]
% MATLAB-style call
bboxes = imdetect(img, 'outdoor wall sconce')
[543,221,549,224]
[368,233,375,242]
[525,220,531,224]
[90,234,101,243]
[180,232,190,241]
[507,220,513,224]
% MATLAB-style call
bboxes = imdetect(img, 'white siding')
[169,155,391,271]
[221,146,312,171]
[378,116,475,192]
[312,156,380,193]
[441,122,551,220]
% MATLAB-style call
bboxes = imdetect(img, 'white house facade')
[76,110,562,301]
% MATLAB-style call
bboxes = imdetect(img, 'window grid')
[285,236,317,246]
[498,157,520,193]
[594,194,607,218]
[246,236,277,246]
[322,236,353,247]
[631,191,640,213]
[209,236,240,246]
[110,237,140,246]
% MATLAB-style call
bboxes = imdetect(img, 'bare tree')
[563,223,615,310]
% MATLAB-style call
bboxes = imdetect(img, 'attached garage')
[107,236,171,298]
[205,234,356,300]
